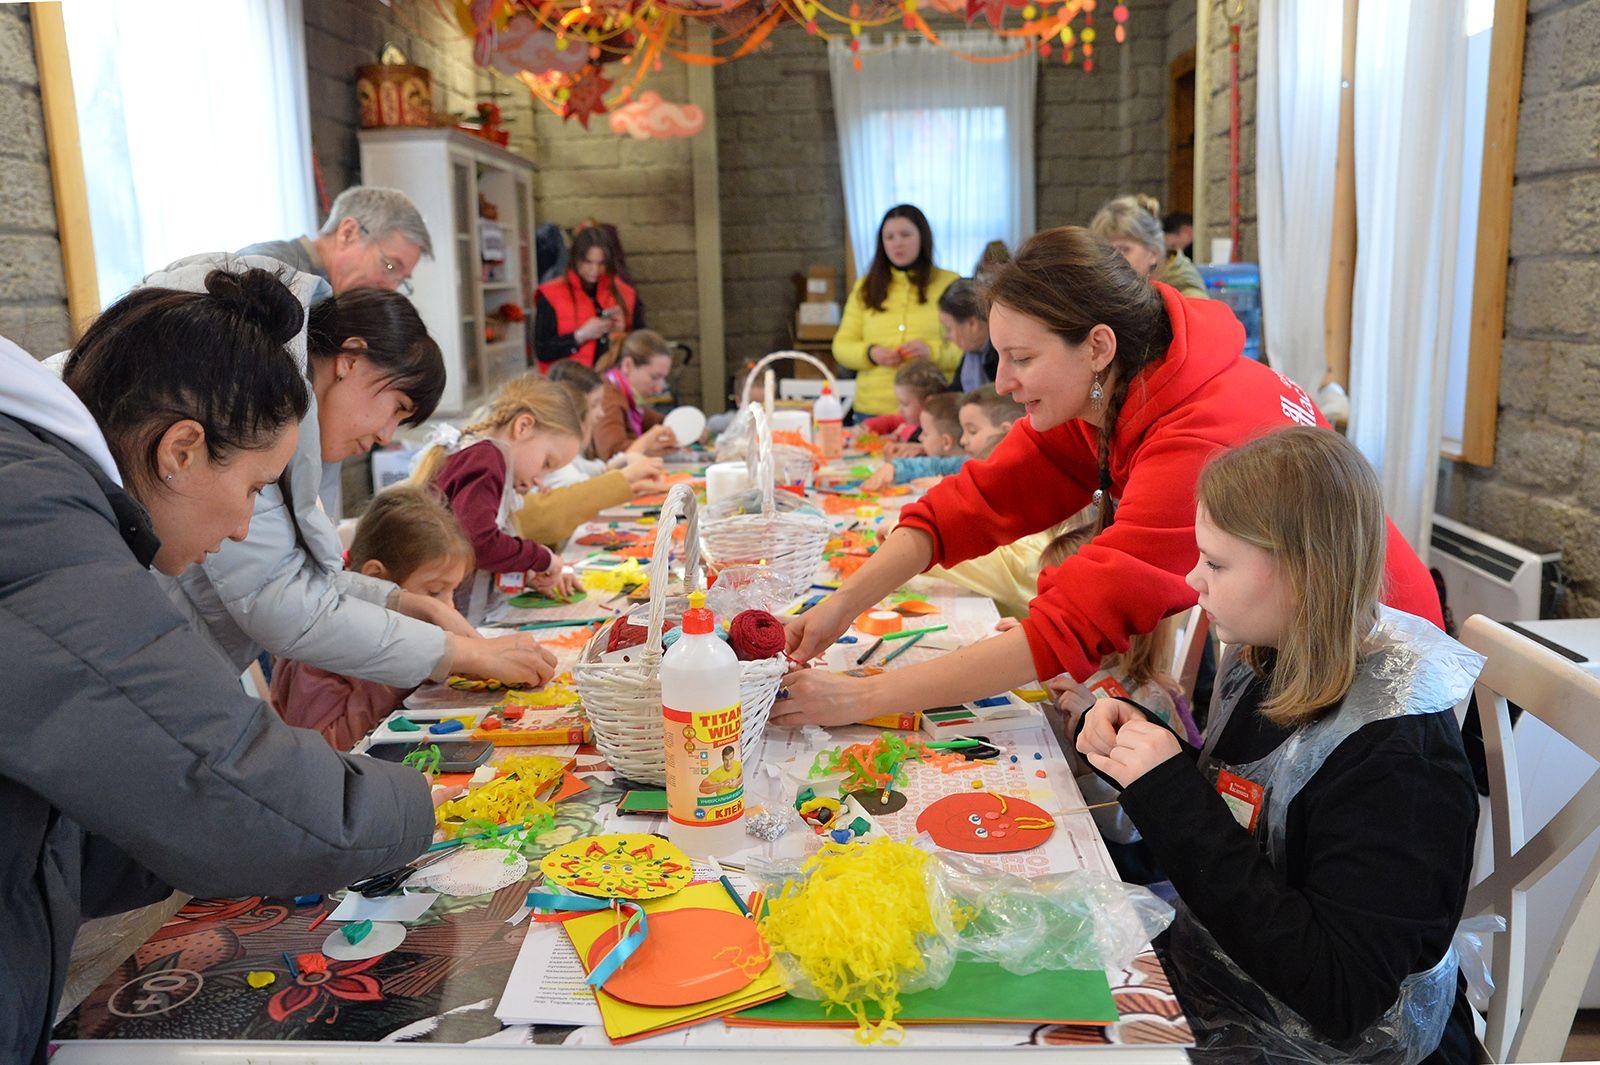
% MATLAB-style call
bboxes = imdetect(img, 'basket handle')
[739,350,837,410]
[740,402,777,521]
[642,482,702,659]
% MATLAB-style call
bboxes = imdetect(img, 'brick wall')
[0,5,70,359]
[1196,0,1256,262]
[1436,0,1600,617]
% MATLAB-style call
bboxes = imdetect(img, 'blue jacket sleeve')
[891,454,969,483]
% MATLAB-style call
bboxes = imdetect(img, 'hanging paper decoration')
[540,833,694,899]
[451,0,1128,128]
[609,91,707,139]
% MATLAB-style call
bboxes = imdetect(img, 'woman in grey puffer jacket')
[0,270,435,1064]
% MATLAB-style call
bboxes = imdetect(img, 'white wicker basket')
[700,405,832,604]
[713,350,837,487]
[572,483,786,786]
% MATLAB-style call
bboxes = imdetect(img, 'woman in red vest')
[775,226,1444,727]
[534,226,641,370]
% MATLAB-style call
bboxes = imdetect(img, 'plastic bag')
[1453,914,1505,1012]
[937,852,1174,974]
[708,565,793,616]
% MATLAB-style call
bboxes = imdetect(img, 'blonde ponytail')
[409,373,585,487]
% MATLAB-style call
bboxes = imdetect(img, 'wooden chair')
[1458,614,1600,1062]
[1170,604,1210,704]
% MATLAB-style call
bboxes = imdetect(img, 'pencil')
[881,631,926,664]
[854,637,884,666]
[881,624,948,641]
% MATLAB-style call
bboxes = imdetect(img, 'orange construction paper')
[551,770,590,804]
[587,907,768,1007]
[892,599,940,616]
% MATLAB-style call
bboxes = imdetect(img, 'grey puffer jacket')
[0,341,434,1064]
[147,253,448,686]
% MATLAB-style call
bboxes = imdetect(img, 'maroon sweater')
[435,441,553,574]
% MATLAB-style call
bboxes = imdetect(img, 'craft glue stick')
[662,590,746,856]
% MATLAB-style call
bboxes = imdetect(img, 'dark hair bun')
[205,267,304,346]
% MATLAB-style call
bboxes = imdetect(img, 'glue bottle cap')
[683,590,714,635]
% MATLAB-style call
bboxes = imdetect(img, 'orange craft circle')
[588,907,769,1007]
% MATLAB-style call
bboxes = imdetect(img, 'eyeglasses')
[359,224,414,296]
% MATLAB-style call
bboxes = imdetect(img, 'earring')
[164,473,174,482]
[1089,372,1105,409]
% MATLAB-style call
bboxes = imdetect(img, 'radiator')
[1431,514,1563,623]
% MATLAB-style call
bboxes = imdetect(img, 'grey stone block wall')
[0,5,71,359]
[1437,0,1600,617]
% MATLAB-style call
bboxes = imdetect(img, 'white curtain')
[1255,0,1344,395]
[63,0,317,307]
[828,34,1035,278]
[1346,0,1468,557]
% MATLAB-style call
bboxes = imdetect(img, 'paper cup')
[769,409,813,443]
[1209,238,1234,265]
[705,461,751,507]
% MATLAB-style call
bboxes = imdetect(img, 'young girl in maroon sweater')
[411,376,586,620]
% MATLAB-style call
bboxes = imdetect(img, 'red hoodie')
[897,283,1443,684]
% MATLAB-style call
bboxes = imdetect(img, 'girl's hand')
[783,596,853,665]
[1075,697,1145,760]
[637,423,678,455]
[395,590,477,640]
[769,667,876,729]
[621,454,665,489]
[576,315,611,343]
[869,346,905,368]
[993,616,1021,633]
[899,339,932,361]
[882,441,924,460]
[1083,719,1181,788]
[1048,674,1097,720]
[860,464,895,493]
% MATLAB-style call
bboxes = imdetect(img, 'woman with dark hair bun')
[142,254,557,692]
[0,269,434,1063]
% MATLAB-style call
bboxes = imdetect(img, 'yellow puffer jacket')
[832,266,961,416]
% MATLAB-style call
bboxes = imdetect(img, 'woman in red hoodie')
[776,227,1442,726]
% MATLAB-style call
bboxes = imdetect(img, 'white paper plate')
[663,406,707,446]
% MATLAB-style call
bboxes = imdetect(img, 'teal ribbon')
[525,891,650,988]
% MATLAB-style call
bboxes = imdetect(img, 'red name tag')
[1216,770,1264,834]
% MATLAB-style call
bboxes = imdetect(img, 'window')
[59,0,316,307]
[829,35,1036,278]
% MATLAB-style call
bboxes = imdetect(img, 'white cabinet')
[357,128,538,415]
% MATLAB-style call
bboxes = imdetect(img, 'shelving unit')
[358,127,538,415]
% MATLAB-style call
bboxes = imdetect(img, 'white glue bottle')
[661,591,745,856]
[813,384,844,460]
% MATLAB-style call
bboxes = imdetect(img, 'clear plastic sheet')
[707,565,794,616]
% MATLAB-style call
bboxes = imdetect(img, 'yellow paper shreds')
[755,837,940,1043]
[435,776,554,835]
[580,559,647,594]
[496,754,567,789]
[503,682,580,708]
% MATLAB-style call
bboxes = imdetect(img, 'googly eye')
[600,863,613,873]
[974,828,989,838]
[968,813,982,825]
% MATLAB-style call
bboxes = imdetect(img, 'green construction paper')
[508,589,588,609]
[616,789,670,814]
[733,961,1116,1027]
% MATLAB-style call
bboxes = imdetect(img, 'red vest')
[536,269,638,370]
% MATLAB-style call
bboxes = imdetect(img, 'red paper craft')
[915,791,1056,854]
[586,907,768,1007]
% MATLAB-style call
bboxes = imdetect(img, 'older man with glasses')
[240,186,431,298]
[239,186,434,518]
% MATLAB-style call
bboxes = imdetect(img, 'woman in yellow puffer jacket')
[832,204,961,416]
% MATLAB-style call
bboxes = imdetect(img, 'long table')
[52,452,1193,1062]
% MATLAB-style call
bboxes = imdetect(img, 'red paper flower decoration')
[562,68,614,128]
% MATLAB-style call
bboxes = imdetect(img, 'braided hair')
[982,226,1172,532]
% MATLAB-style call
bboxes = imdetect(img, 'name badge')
[1216,769,1264,834]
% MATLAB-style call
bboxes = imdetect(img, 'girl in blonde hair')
[1076,427,1481,1063]
[1089,194,1207,298]
[411,374,585,618]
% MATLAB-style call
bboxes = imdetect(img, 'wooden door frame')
[30,2,98,336]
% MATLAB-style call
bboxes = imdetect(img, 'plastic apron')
[1168,607,1484,1064]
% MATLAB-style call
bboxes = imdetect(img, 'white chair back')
[1459,614,1600,1062]
[778,376,857,414]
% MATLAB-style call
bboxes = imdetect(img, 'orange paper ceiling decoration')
[450,0,1129,126]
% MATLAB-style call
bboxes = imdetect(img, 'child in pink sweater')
[271,485,474,750]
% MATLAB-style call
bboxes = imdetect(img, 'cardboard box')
[804,265,838,303]
[796,301,840,327]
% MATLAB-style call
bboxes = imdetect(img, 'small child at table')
[864,359,949,458]
[410,375,586,619]
[271,485,473,749]
[859,393,966,490]
[1074,427,1479,1061]
[957,384,1022,457]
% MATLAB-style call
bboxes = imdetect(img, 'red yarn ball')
[728,610,787,662]
[606,618,649,653]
